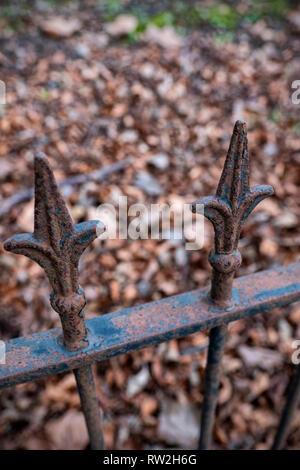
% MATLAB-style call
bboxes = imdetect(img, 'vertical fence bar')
[198,325,227,449]
[272,365,300,450]
[4,153,106,450]
[192,120,274,449]
[74,365,105,450]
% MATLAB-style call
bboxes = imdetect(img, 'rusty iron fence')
[0,120,299,450]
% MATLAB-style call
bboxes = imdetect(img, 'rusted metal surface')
[191,121,274,449]
[74,366,105,450]
[272,365,300,450]
[198,325,227,450]
[4,153,105,351]
[1,261,299,390]
[3,153,105,449]
[191,120,274,303]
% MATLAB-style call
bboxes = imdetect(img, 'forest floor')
[0,0,299,450]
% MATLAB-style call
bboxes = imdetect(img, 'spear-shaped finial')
[191,120,274,302]
[4,153,105,350]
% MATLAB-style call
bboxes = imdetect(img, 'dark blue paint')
[253,283,300,301]
[1,261,300,390]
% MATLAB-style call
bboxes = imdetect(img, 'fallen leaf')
[110,279,120,302]
[250,373,270,398]
[140,395,158,417]
[218,376,232,405]
[238,345,283,370]
[46,410,89,450]
[106,15,138,37]
[274,212,298,229]
[289,303,300,325]
[126,367,150,397]
[143,25,183,48]
[157,399,200,447]
[259,238,277,257]
[134,171,164,196]
[123,284,138,302]
[40,17,82,38]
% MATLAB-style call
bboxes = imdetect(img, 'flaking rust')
[0,261,300,390]
[191,120,274,303]
[4,153,105,351]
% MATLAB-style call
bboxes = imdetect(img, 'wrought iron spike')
[216,120,250,209]
[191,120,274,255]
[194,121,274,449]
[191,120,274,303]
[4,152,105,350]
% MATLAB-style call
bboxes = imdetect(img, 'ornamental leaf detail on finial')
[191,120,274,254]
[4,153,105,298]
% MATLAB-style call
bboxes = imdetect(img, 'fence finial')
[191,120,274,302]
[4,153,105,350]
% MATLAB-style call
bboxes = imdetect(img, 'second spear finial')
[191,120,274,303]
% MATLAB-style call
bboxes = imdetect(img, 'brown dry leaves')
[0,1,299,450]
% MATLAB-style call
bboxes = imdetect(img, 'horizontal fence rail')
[0,261,300,390]
[1,120,299,450]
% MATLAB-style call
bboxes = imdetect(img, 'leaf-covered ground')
[0,0,299,450]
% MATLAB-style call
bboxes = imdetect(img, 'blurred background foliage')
[0,0,298,38]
